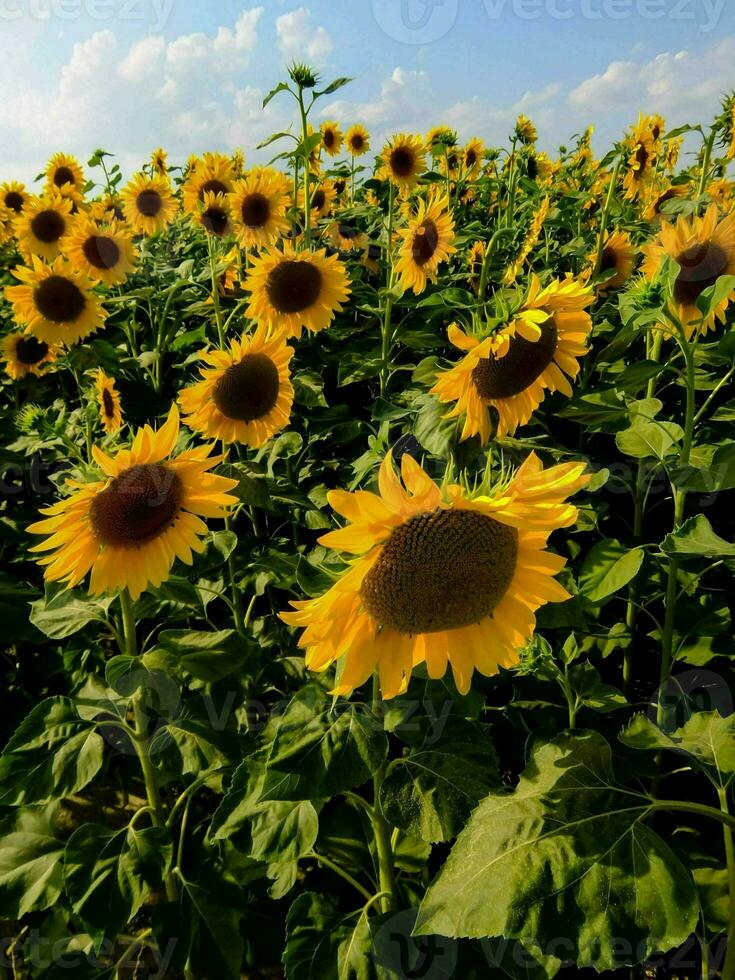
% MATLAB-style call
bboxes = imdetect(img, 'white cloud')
[119,36,166,82]
[276,7,332,66]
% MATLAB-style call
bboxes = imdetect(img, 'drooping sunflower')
[623,117,657,201]
[121,174,178,236]
[1,332,59,380]
[592,230,636,293]
[15,194,74,261]
[179,326,294,447]
[426,126,456,156]
[245,244,351,338]
[27,405,238,600]
[641,204,735,336]
[345,124,370,157]
[64,217,137,286]
[515,115,538,145]
[463,138,485,180]
[300,180,337,220]
[643,182,690,224]
[282,451,589,698]
[379,134,427,192]
[468,240,485,292]
[151,147,168,175]
[395,193,456,294]
[5,256,104,346]
[1,180,28,215]
[320,121,343,157]
[182,153,236,215]
[432,276,593,442]
[328,223,368,252]
[196,191,233,239]
[45,153,85,198]
[96,370,123,435]
[229,168,290,248]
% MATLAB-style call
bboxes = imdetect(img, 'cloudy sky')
[1,0,734,186]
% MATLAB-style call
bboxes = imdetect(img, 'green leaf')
[671,443,735,493]
[578,539,644,603]
[315,76,354,96]
[0,804,64,917]
[620,711,735,777]
[661,514,735,560]
[380,718,500,842]
[29,589,111,639]
[64,823,173,949]
[616,416,682,461]
[178,861,246,979]
[260,685,387,801]
[262,81,290,107]
[0,698,105,805]
[415,732,698,971]
[284,892,373,980]
[144,628,253,681]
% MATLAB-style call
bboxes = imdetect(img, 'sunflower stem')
[221,445,245,635]
[296,86,312,249]
[379,182,395,400]
[593,155,623,278]
[371,673,396,913]
[697,126,718,200]
[207,235,226,348]
[119,589,178,903]
[718,783,735,980]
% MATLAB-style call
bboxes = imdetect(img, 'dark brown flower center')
[102,388,115,418]
[31,209,65,244]
[212,353,280,422]
[350,134,365,151]
[202,206,229,237]
[53,166,75,187]
[15,335,49,365]
[412,219,439,266]
[91,463,182,548]
[82,234,121,270]
[472,318,558,399]
[137,190,163,217]
[241,192,270,228]
[333,179,346,195]
[311,189,326,211]
[674,241,730,306]
[200,179,229,199]
[654,188,678,213]
[390,146,415,178]
[266,259,322,314]
[338,224,359,240]
[323,129,335,148]
[635,144,649,172]
[5,191,23,212]
[360,508,518,634]
[34,276,86,323]
[466,148,477,168]
[599,247,618,273]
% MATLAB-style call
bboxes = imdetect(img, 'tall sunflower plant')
[2,67,735,980]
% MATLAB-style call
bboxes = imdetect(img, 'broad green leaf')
[144,628,253,681]
[0,697,104,805]
[150,705,239,778]
[415,732,698,972]
[620,711,735,777]
[671,443,735,493]
[284,892,374,980]
[0,804,64,917]
[694,867,730,937]
[616,416,682,461]
[578,539,644,603]
[178,860,245,979]
[661,515,735,560]
[29,589,112,639]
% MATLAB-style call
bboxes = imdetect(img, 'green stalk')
[697,126,718,199]
[379,182,395,400]
[718,784,735,980]
[593,156,623,277]
[221,445,245,635]
[207,235,226,348]
[119,590,178,902]
[371,673,396,913]
[505,138,518,228]
[296,87,312,249]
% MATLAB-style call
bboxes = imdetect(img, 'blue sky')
[1,0,734,185]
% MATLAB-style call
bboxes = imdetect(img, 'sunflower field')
[1,64,735,979]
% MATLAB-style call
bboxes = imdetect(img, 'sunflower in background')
[282,451,589,698]
[623,116,657,201]
[1,181,27,215]
[231,148,246,177]
[642,204,735,337]
[0,204,14,246]
[96,370,123,434]
[463,138,485,181]
[183,153,236,215]
[151,147,168,176]
[432,276,593,442]
[245,244,351,337]
[121,174,177,236]
[592,230,636,293]
[230,168,290,248]
[320,121,343,157]
[467,240,485,292]
[64,217,137,286]
[515,115,538,145]
[15,194,74,261]
[45,153,85,200]
[504,197,550,284]
[27,405,238,600]
[426,126,456,159]
[300,179,337,220]
[2,333,60,380]
[395,193,456,294]
[379,134,427,193]
[345,124,370,157]
[328,223,367,252]
[5,256,105,346]
[708,179,734,210]
[179,326,294,447]
[643,182,690,224]
[196,191,233,239]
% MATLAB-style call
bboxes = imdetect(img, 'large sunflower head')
[64,217,137,286]
[1,181,28,216]
[642,182,690,224]
[345,124,370,157]
[379,134,427,191]
[27,405,238,600]
[4,255,105,346]
[229,168,290,248]
[96,369,123,435]
[282,451,588,698]
[182,153,236,215]
[1,332,60,380]
[592,229,636,293]
[320,121,343,157]
[395,192,456,295]
[45,153,85,198]
[179,325,294,447]
[121,173,178,237]
[299,179,337,219]
[15,194,73,261]
[196,191,233,238]
[432,276,594,442]
[641,204,735,336]
[245,244,351,338]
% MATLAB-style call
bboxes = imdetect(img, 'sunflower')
[1,332,59,380]
[196,191,233,239]
[64,217,137,286]
[182,153,236,215]
[231,148,246,177]
[151,147,168,175]
[1,180,27,215]
[468,241,485,292]
[395,193,456,294]
[362,242,382,274]
[328,223,368,252]
[0,204,14,246]
[463,138,485,180]
[281,451,589,698]
[27,405,238,600]
[45,153,85,198]
[623,117,656,201]
[320,121,343,157]
[643,182,690,224]
[345,124,370,157]
[379,134,427,193]
[245,245,351,338]
[96,370,123,434]
[432,276,593,442]
[504,197,550,284]
[5,256,104,346]
[592,230,636,293]
[300,180,337,220]
[121,174,178,236]
[515,115,538,145]
[229,168,290,248]
[179,326,294,447]
[708,179,734,210]
[15,194,73,261]
[641,204,735,336]
[426,126,456,156]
